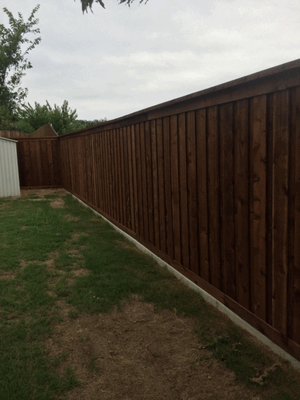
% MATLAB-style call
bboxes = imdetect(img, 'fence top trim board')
[60,58,300,139]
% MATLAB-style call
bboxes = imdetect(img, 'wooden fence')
[17,59,300,362]
[16,138,61,188]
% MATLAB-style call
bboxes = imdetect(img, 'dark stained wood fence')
[16,138,61,188]
[17,59,300,362]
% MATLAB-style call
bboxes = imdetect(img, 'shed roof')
[0,137,18,143]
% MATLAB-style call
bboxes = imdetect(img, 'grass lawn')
[0,190,299,400]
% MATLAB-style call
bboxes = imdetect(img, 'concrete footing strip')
[73,194,300,371]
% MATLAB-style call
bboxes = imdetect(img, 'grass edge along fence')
[17,59,300,364]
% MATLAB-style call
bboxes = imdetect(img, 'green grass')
[0,192,299,399]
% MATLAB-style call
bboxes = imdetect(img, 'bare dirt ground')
[20,189,262,399]
[49,298,261,400]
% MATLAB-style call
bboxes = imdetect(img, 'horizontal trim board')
[60,58,300,138]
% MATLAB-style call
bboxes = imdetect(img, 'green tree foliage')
[79,0,148,13]
[0,105,15,130]
[16,100,83,136]
[0,5,41,117]
[75,118,107,130]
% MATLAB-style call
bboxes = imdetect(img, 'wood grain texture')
[220,103,236,299]
[249,95,267,320]
[234,100,250,309]
[16,66,300,362]
[178,113,190,270]
[186,111,199,275]
[196,109,210,282]
[207,106,221,290]
[170,115,181,263]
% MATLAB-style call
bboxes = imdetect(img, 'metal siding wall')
[0,138,20,198]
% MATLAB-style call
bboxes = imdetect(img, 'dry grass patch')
[0,272,15,281]
[49,198,65,209]
[46,298,258,400]
[65,214,81,222]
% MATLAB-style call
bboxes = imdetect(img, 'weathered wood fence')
[16,59,300,362]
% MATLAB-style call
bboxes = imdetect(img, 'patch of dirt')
[45,298,259,400]
[71,269,90,277]
[45,259,56,272]
[0,271,15,280]
[250,363,280,386]
[66,248,82,257]
[65,214,81,222]
[50,198,65,209]
[16,190,263,399]
[20,189,66,208]
[53,299,75,319]
[21,188,68,199]
[115,239,145,255]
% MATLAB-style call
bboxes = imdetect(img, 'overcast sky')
[1,0,300,121]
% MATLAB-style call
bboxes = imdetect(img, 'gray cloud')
[1,0,299,120]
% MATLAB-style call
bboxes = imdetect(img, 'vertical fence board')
[92,135,98,208]
[179,113,190,269]
[47,140,55,186]
[220,103,236,298]
[132,126,139,235]
[135,124,143,238]
[234,99,250,309]
[99,133,107,214]
[145,121,154,244]
[127,126,135,231]
[290,87,300,342]
[157,118,166,253]
[287,89,295,340]
[94,134,101,210]
[151,120,160,247]
[187,111,199,275]
[250,95,267,320]
[273,91,289,333]
[117,129,125,226]
[116,129,123,224]
[170,115,181,263]
[266,94,274,326]
[196,109,210,281]
[207,106,221,289]
[124,128,131,228]
[105,132,111,217]
[163,117,174,259]
[140,123,149,242]
[272,90,290,335]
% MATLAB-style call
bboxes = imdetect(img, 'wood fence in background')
[16,138,61,188]
[16,59,300,362]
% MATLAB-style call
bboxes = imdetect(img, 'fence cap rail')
[59,58,300,139]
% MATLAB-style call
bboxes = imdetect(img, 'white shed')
[0,137,20,198]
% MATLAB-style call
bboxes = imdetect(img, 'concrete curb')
[73,194,300,371]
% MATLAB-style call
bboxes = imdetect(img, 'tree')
[0,5,41,116]
[75,118,107,130]
[79,0,149,13]
[16,100,82,136]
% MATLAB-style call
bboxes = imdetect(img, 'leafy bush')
[17,100,81,135]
